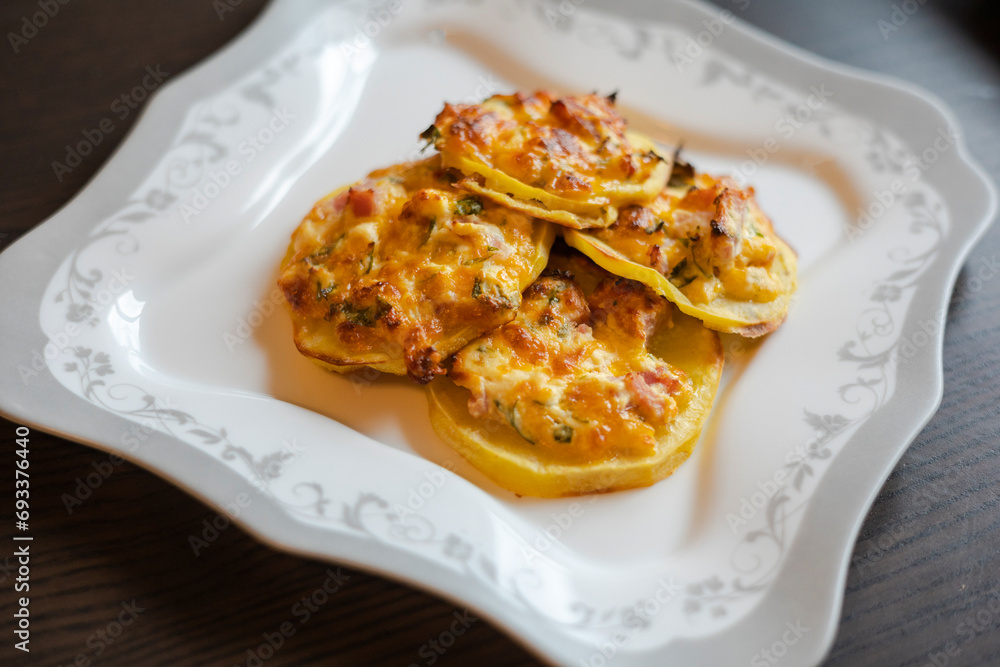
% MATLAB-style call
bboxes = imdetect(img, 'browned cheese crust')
[425,91,667,212]
[279,156,550,382]
[450,271,691,463]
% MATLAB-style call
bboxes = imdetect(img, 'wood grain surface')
[1,1,998,665]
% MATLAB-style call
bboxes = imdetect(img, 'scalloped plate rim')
[0,0,995,665]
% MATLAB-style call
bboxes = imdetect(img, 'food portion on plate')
[279,89,797,495]
[427,251,723,497]
[278,155,555,382]
[421,91,670,230]
[564,154,797,336]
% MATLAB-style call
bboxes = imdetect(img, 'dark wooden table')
[1,1,998,665]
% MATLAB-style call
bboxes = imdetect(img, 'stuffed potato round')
[279,156,555,382]
[423,91,670,230]
[426,253,723,497]
[565,156,797,336]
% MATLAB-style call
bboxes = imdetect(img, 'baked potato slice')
[424,91,670,230]
[564,157,797,336]
[426,253,723,497]
[279,156,555,382]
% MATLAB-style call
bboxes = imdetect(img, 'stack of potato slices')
[279,91,797,497]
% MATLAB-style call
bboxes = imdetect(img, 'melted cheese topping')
[427,91,667,206]
[591,166,786,304]
[279,156,546,382]
[450,274,691,462]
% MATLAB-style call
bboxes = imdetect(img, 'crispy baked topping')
[279,156,546,382]
[451,273,690,461]
[428,91,666,203]
[591,171,784,304]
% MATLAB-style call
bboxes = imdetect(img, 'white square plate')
[0,0,995,664]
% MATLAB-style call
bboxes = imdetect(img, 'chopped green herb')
[553,424,573,443]
[465,243,500,265]
[341,298,391,327]
[362,246,375,274]
[495,400,535,444]
[472,277,515,309]
[690,255,710,278]
[454,196,483,216]
[316,281,335,301]
[421,217,436,246]
[419,124,441,152]
[645,220,665,235]
[668,149,695,188]
[303,245,332,265]
[669,258,698,288]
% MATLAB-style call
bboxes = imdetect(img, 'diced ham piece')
[348,187,376,218]
[710,185,749,263]
[467,392,490,418]
[589,278,670,342]
[624,365,682,423]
